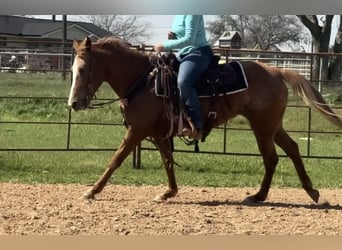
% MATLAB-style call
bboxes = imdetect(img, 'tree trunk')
[328,15,342,82]
[297,15,333,82]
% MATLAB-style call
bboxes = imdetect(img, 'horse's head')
[68,37,104,111]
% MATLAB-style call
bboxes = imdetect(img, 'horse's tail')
[280,69,342,128]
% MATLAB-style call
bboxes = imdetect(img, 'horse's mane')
[92,36,146,59]
[95,36,130,48]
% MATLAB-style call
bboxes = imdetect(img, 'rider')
[154,15,213,139]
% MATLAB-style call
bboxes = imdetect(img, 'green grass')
[0,150,341,189]
[0,72,70,97]
[0,72,341,188]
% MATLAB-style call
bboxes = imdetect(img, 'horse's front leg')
[83,129,144,200]
[153,138,178,202]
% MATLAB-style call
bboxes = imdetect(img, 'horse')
[68,36,342,204]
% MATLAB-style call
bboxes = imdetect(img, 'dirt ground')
[0,183,341,235]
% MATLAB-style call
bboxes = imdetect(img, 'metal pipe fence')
[0,43,341,168]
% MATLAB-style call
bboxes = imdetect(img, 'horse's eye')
[79,68,86,74]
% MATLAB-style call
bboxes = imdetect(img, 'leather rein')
[84,50,159,110]
[82,49,178,140]
[80,52,151,109]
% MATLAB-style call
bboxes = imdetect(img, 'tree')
[207,15,307,51]
[81,15,151,44]
[298,15,342,81]
[330,16,342,81]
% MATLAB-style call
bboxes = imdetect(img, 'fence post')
[66,109,72,150]
[132,143,141,169]
[66,46,75,150]
[223,123,228,153]
[62,15,67,80]
[318,56,323,93]
[307,107,312,157]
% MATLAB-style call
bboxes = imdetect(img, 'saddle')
[155,53,248,97]
[152,52,248,145]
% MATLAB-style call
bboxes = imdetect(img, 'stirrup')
[191,129,203,141]
[182,127,202,140]
[181,127,192,137]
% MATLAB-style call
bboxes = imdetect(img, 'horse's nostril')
[71,101,78,110]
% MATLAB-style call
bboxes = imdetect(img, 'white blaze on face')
[68,55,85,107]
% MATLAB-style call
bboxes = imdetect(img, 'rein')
[83,54,120,109]
[121,49,165,102]
[85,49,156,110]
[122,63,154,102]
[88,98,120,109]
[83,48,186,142]
[119,51,179,140]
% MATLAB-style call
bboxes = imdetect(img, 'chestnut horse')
[68,36,342,203]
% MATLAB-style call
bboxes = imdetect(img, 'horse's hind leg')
[83,129,145,200]
[246,132,279,203]
[153,138,178,202]
[274,127,319,203]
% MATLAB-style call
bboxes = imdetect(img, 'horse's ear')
[73,39,81,50]
[85,36,92,51]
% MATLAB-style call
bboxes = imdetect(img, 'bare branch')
[81,15,151,44]
[207,15,307,50]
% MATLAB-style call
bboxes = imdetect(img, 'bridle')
[78,49,156,110]
[76,53,120,109]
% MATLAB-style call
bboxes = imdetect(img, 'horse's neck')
[106,53,150,98]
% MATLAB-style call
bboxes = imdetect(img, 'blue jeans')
[178,46,213,129]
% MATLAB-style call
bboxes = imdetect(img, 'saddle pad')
[197,61,249,98]
[154,61,249,98]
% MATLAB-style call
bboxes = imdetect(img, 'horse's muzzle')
[70,101,80,111]
[69,99,88,111]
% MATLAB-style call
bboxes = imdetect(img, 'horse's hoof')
[82,191,95,201]
[242,196,256,205]
[242,195,264,205]
[153,194,167,203]
[307,189,320,203]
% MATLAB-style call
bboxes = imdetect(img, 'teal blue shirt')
[162,15,210,56]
